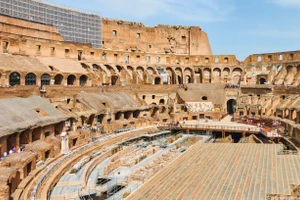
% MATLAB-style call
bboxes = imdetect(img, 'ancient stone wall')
[0,15,63,42]
[102,18,212,55]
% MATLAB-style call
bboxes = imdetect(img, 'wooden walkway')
[127,143,300,200]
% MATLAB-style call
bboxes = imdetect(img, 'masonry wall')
[0,15,63,41]
[102,18,212,55]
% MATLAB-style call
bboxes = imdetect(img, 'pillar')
[222,130,226,138]
[60,132,69,154]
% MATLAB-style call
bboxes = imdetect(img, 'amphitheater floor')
[127,143,300,200]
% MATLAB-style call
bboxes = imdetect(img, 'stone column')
[71,122,77,132]
[60,132,69,155]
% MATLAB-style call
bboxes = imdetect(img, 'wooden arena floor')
[127,143,300,200]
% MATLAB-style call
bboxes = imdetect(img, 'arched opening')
[79,116,87,127]
[133,110,140,118]
[96,115,105,124]
[202,96,208,100]
[20,131,30,146]
[154,77,160,85]
[185,75,191,83]
[111,75,119,85]
[213,68,221,83]
[9,72,20,86]
[175,68,182,84]
[177,76,182,84]
[115,112,122,120]
[259,77,266,84]
[25,73,36,85]
[80,75,88,86]
[67,74,76,85]
[166,68,175,84]
[227,99,236,115]
[124,111,132,119]
[92,64,101,72]
[87,114,95,125]
[41,73,50,86]
[7,134,17,153]
[127,66,134,79]
[184,68,193,83]
[159,99,165,105]
[54,74,63,85]
[136,66,144,82]
[32,127,42,142]
[203,68,211,83]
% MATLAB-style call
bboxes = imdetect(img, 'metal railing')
[159,124,261,132]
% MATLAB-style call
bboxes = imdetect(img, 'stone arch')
[54,74,64,85]
[223,68,230,83]
[184,67,193,83]
[147,67,155,75]
[41,73,51,86]
[7,134,17,153]
[80,75,88,86]
[232,68,242,84]
[159,99,165,104]
[9,72,20,86]
[227,99,236,115]
[32,127,42,142]
[136,66,144,81]
[127,66,134,79]
[20,131,30,146]
[175,68,183,84]
[87,114,95,125]
[67,74,76,85]
[115,112,122,120]
[297,65,300,72]
[284,65,296,85]
[259,77,266,84]
[92,64,101,72]
[274,65,286,85]
[154,77,161,85]
[104,65,115,76]
[116,65,123,73]
[213,68,221,83]
[25,73,37,85]
[203,68,211,83]
[166,67,176,84]
[116,65,128,84]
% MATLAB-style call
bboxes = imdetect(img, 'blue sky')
[49,0,300,61]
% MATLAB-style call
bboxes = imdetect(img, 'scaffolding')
[0,0,102,48]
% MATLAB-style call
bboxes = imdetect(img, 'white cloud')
[89,0,235,22]
[270,0,300,8]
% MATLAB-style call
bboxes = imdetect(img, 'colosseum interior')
[0,1,300,200]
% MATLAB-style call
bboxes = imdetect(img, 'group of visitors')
[225,84,240,88]
[0,146,28,161]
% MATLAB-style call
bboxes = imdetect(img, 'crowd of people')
[225,84,240,88]
[0,145,38,161]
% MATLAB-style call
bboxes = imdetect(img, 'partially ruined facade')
[0,1,300,199]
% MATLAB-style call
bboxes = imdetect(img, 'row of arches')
[6,65,245,87]
[9,72,88,86]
